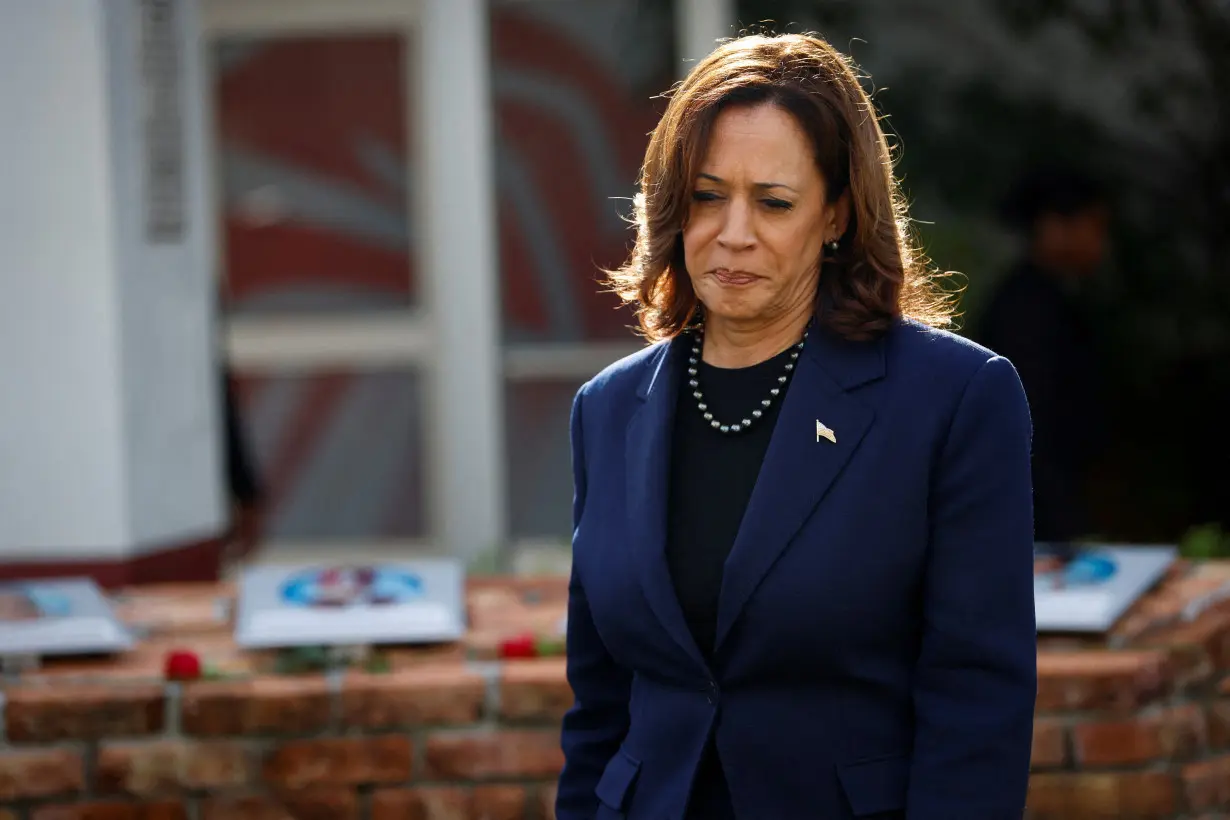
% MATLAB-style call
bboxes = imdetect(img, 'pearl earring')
[827,239,839,252]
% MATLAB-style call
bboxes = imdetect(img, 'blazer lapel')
[714,325,885,651]
[625,337,707,668]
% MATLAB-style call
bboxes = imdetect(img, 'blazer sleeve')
[556,385,633,820]
[907,356,1038,820]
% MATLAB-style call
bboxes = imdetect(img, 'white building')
[0,0,735,583]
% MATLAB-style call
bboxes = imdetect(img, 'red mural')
[216,8,669,340]
[217,36,413,305]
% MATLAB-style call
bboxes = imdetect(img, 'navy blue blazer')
[556,319,1038,820]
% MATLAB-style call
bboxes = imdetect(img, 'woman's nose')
[717,200,755,250]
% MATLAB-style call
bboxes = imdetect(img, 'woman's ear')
[829,187,852,241]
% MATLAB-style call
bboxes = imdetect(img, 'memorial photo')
[279,565,425,609]
[0,580,132,656]
[0,584,71,623]
[1034,545,1118,591]
[236,560,466,648]
[1033,544,1177,632]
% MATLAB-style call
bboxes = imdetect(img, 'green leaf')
[1180,523,1230,558]
[364,652,392,674]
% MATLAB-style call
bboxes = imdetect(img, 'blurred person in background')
[557,32,1037,820]
[977,166,1109,545]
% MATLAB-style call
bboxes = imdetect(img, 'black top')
[666,335,795,819]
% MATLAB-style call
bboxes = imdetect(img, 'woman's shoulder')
[885,318,1016,389]
[879,319,1029,437]
[576,338,672,407]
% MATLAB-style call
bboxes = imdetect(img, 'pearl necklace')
[687,326,807,435]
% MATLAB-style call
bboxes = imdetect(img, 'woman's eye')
[691,191,720,202]
[763,198,793,210]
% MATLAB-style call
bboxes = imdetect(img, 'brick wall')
[0,565,1227,819]
[1029,560,1230,819]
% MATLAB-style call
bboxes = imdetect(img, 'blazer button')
[706,680,719,705]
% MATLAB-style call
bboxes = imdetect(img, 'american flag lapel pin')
[816,420,836,444]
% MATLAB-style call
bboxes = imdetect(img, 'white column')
[675,0,738,77]
[416,0,505,563]
[0,0,224,561]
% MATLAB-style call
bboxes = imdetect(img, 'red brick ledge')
[0,569,1227,819]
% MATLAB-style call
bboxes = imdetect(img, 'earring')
[827,239,839,252]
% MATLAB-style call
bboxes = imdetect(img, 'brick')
[200,790,359,820]
[1211,700,1230,749]
[31,802,188,820]
[1027,771,1177,819]
[381,644,467,668]
[467,578,568,627]
[1072,704,1207,766]
[263,736,412,789]
[0,748,84,800]
[500,658,572,721]
[1162,641,1223,691]
[383,644,468,670]
[1178,609,1230,654]
[113,589,229,636]
[370,786,526,820]
[341,666,485,729]
[181,676,331,736]
[5,684,164,742]
[425,729,564,780]
[1109,567,1212,640]
[96,741,252,796]
[539,783,559,820]
[1192,561,1230,582]
[1036,651,1170,712]
[1183,754,1230,812]
[372,787,467,820]
[1030,720,1067,769]
[474,786,528,820]
[1143,611,1230,683]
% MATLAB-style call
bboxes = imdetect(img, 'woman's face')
[683,103,846,328]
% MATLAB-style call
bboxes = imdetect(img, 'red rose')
[498,633,537,659]
[164,650,202,681]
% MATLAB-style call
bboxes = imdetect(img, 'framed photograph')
[1034,543,1178,632]
[234,559,466,648]
[0,579,133,656]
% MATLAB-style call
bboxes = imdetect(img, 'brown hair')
[606,33,957,342]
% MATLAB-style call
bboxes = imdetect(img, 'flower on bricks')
[164,649,203,681]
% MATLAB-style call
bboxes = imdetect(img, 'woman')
[557,33,1036,820]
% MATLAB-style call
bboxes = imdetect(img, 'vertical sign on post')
[138,0,185,243]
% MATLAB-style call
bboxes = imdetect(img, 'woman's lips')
[710,268,759,286]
